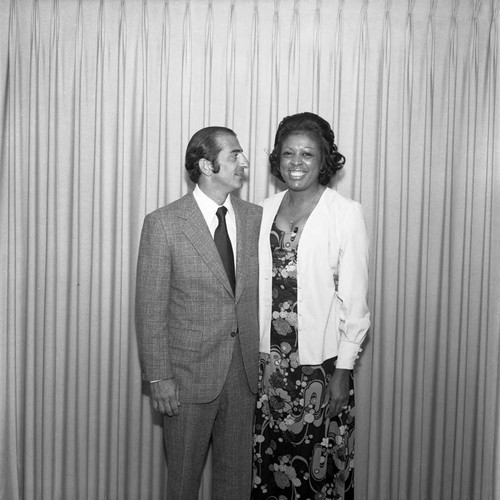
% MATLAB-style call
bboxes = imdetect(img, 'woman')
[252,112,370,500]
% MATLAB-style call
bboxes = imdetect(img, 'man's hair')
[185,126,237,183]
[269,112,345,185]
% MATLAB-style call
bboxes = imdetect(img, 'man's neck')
[197,183,231,206]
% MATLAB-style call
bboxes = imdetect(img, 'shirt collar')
[193,184,234,220]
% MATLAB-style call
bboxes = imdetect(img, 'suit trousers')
[163,336,256,500]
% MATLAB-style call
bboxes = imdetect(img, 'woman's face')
[279,132,323,192]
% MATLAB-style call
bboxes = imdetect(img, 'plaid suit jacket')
[135,191,262,403]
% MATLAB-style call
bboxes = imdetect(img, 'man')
[135,126,262,499]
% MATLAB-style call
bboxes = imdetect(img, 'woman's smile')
[288,169,307,180]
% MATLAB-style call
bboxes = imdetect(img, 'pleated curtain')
[1,0,499,499]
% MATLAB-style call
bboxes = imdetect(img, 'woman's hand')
[321,368,350,418]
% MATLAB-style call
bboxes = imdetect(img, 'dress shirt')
[258,187,370,369]
[193,184,237,271]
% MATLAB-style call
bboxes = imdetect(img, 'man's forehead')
[216,134,242,152]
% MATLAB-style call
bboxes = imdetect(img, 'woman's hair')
[269,112,345,185]
[185,126,236,183]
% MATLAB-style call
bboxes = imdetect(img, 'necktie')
[214,206,236,293]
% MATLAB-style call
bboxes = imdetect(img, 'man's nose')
[240,154,250,167]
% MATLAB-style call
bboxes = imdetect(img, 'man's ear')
[199,158,213,177]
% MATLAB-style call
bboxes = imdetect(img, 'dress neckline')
[271,219,299,251]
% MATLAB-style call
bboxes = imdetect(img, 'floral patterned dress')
[252,221,355,500]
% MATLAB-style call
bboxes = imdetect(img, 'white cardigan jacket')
[258,187,370,369]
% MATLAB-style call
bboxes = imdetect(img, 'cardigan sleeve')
[335,202,371,369]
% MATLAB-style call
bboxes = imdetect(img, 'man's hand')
[151,378,181,417]
[321,369,350,418]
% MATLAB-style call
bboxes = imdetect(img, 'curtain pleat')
[1,1,499,499]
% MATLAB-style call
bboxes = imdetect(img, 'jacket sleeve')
[335,202,371,369]
[135,212,174,381]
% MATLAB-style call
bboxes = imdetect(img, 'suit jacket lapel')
[178,192,234,295]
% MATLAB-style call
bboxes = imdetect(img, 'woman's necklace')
[285,186,324,243]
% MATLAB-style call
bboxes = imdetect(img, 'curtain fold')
[1,1,499,499]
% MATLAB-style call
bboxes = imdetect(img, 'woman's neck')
[286,184,325,208]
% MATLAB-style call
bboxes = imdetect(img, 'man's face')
[211,134,250,194]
